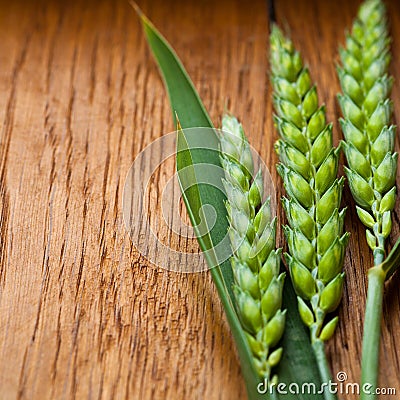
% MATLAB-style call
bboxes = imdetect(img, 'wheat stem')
[361,267,385,399]
[312,340,337,400]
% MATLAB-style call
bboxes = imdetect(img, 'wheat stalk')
[337,1,397,398]
[220,114,286,383]
[270,24,349,398]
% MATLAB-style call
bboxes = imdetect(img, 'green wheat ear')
[337,0,397,263]
[337,1,397,398]
[270,25,349,344]
[220,114,285,383]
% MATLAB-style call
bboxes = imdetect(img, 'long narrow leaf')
[135,6,322,399]
[381,236,400,278]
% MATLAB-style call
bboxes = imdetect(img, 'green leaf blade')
[136,7,323,399]
[139,10,212,129]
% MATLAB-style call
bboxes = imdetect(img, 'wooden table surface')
[0,0,399,399]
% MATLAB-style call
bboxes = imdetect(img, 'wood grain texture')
[0,0,398,399]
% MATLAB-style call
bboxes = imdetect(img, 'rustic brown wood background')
[0,0,399,399]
